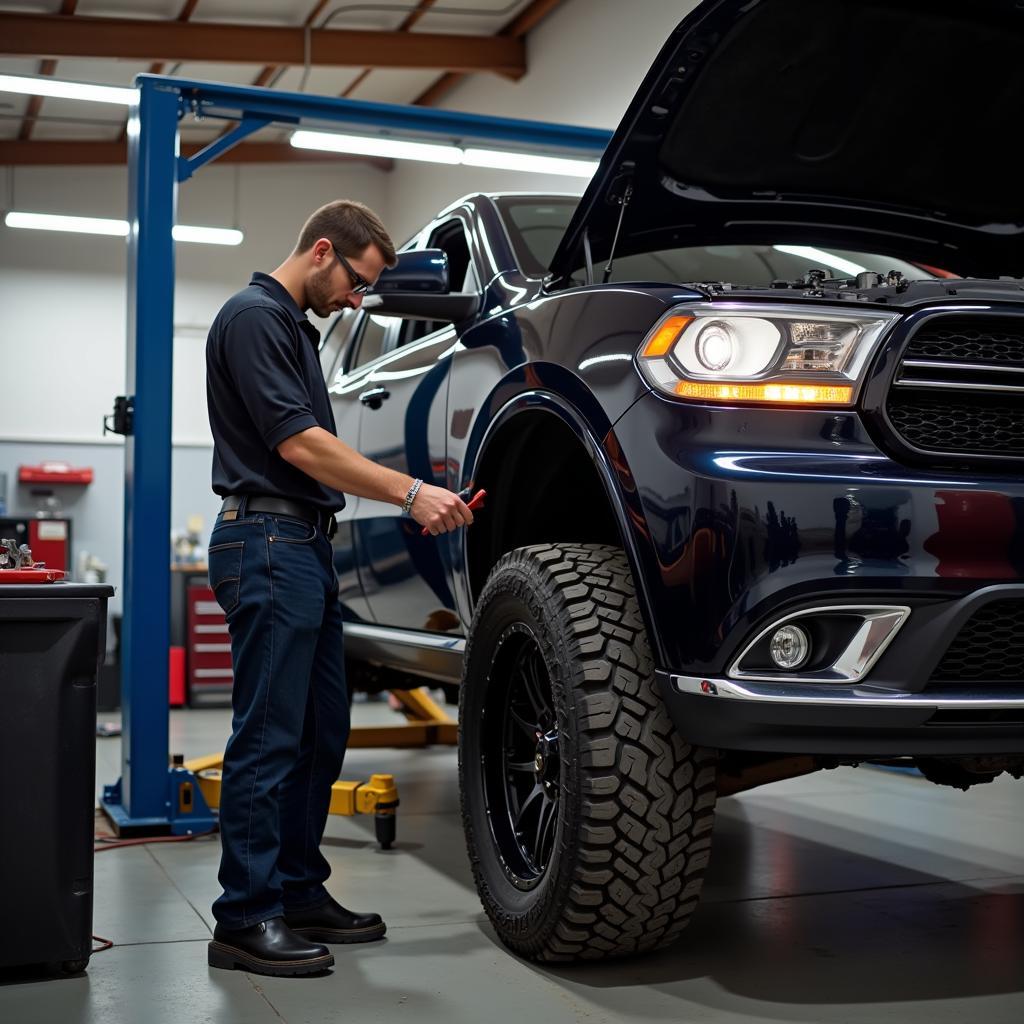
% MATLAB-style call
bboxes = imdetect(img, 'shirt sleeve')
[219,304,319,450]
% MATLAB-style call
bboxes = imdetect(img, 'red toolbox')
[186,581,233,705]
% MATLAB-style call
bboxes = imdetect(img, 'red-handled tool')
[421,488,486,536]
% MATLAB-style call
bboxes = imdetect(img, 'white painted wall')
[0,161,389,444]
[440,0,695,129]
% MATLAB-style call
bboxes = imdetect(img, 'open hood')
[550,0,1024,283]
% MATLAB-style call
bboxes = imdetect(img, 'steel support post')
[102,79,194,834]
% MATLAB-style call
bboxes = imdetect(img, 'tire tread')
[459,543,718,962]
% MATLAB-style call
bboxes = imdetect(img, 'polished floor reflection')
[2,703,1022,1024]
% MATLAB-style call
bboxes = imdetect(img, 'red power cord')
[94,828,218,852]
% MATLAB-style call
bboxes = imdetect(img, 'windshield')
[496,196,944,286]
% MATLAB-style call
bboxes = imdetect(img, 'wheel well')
[467,412,622,600]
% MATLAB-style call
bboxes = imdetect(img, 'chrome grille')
[886,314,1024,460]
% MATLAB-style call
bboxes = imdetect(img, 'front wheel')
[459,543,717,961]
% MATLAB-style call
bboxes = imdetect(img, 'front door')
[355,217,481,633]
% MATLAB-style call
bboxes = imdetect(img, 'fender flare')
[464,387,667,666]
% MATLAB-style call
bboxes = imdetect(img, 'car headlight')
[636,303,899,406]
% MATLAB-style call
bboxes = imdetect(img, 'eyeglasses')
[331,243,372,295]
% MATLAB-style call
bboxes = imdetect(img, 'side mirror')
[373,248,450,293]
[365,248,479,323]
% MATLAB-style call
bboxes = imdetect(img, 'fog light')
[769,625,810,670]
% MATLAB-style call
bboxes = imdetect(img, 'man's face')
[306,240,387,318]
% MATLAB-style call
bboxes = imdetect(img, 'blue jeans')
[207,505,349,928]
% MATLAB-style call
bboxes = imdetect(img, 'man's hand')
[410,483,474,535]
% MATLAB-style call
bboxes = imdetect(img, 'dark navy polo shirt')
[206,272,345,513]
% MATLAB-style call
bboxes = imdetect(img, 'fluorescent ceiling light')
[4,212,243,246]
[773,245,868,276]
[5,211,127,236]
[462,148,599,179]
[172,225,244,246]
[291,129,461,165]
[0,73,136,105]
[290,130,599,178]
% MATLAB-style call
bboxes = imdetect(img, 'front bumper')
[612,393,1024,756]
[660,672,1024,756]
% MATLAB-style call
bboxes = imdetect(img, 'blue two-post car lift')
[99,72,611,836]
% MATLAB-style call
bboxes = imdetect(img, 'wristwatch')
[402,478,423,514]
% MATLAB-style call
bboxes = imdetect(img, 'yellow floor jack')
[183,687,457,849]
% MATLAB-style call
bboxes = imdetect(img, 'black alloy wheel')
[481,623,562,887]
[459,543,718,962]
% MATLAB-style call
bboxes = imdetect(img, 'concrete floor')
[2,702,1023,1024]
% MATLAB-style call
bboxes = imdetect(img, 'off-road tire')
[459,543,717,961]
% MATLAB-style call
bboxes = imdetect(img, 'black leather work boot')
[284,895,387,944]
[208,917,334,976]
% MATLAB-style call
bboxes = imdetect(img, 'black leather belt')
[221,494,337,539]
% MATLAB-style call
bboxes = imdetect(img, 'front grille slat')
[930,600,1024,689]
[888,392,1024,457]
[886,315,1024,460]
[903,320,1024,366]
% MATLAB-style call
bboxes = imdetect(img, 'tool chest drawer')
[186,582,233,705]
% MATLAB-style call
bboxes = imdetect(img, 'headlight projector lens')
[695,320,736,371]
[769,624,811,670]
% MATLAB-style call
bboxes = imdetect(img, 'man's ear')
[312,238,332,264]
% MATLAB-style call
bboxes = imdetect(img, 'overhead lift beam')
[100,73,610,835]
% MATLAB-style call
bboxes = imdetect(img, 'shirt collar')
[250,272,307,324]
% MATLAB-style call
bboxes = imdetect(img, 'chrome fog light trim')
[729,605,911,684]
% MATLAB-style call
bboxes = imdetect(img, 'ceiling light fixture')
[290,129,462,165]
[4,212,243,246]
[290,130,600,178]
[461,147,598,178]
[0,73,136,105]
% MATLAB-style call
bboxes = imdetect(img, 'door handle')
[359,387,390,409]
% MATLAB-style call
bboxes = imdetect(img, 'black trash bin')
[0,582,114,974]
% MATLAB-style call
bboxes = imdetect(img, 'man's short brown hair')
[295,200,397,268]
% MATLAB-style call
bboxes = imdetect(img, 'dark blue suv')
[320,0,1024,963]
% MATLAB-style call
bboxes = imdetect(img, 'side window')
[396,219,476,349]
[349,312,397,370]
[320,308,357,378]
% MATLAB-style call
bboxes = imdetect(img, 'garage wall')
[0,160,389,444]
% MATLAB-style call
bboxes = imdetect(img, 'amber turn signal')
[674,381,854,405]
[641,315,694,358]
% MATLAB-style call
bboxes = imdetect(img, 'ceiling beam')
[342,0,438,99]
[0,139,392,171]
[118,0,202,143]
[18,0,78,142]
[0,12,526,77]
[247,0,332,94]
[148,0,202,76]
[415,0,563,106]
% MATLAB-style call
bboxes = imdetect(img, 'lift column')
[102,79,213,834]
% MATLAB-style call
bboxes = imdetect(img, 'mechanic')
[204,199,473,977]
